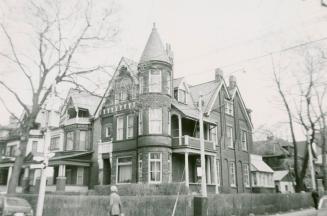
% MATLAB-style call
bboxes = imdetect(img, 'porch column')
[178,114,182,145]
[56,164,66,191]
[75,106,79,123]
[185,152,189,188]
[22,167,30,193]
[6,166,12,193]
[213,156,219,194]
[206,156,211,184]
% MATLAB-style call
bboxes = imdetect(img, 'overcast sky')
[1,0,327,140]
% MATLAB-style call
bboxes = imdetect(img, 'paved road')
[267,208,316,216]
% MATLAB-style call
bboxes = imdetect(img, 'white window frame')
[229,162,236,187]
[226,126,233,148]
[79,130,87,150]
[178,89,187,104]
[32,140,38,153]
[105,127,111,138]
[116,156,132,184]
[66,131,74,151]
[50,136,60,150]
[167,74,171,95]
[210,125,218,144]
[241,130,247,151]
[217,159,221,186]
[243,164,250,187]
[116,116,124,141]
[148,152,162,184]
[139,76,144,94]
[149,108,162,134]
[76,167,84,185]
[138,153,142,182]
[138,111,143,135]
[149,69,162,93]
[126,114,134,139]
[225,100,234,116]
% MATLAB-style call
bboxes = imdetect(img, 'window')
[79,131,87,150]
[168,111,171,136]
[149,108,162,134]
[114,92,119,104]
[241,130,247,151]
[50,136,60,150]
[210,126,217,144]
[229,162,236,187]
[149,70,161,92]
[127,115,134,139]
[226,126,233,148]
[243,164,250,187]
[76,167,84,185]
[252,173,257,186]
[105,124,112,138]
[120,91,127,101]
[66,131,74,150]
[149,153,162,183]
[138,153,142,182]
[178,89,186,104]
[217,159,221,186]
[32,141,38,153]
[285,185,288,192]
[139,76,144,94]
[116,116,124,141]
[117,157,132,183]
[167,74,171,95]
[168,153,172,182]
[225,100,233,116]
[138,112,143,135]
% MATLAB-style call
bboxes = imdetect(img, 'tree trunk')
[322,129,327,191]
[7,132,29,194]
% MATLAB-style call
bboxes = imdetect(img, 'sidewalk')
[264,208,317,216]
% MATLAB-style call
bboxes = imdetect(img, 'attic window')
[78,109,89,118]
[174,89,187,104]
[225,100,233,116]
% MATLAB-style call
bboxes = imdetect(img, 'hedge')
[94,183,190,196]
[9,192,314,216]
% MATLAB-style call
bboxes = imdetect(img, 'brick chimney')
[229,75,237,88]
[215,68,223,82]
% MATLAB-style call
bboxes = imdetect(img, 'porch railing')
[65,117,90,125]
[172,135,216,151]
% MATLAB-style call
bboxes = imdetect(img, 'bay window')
[167,74,171,95]
[149,153,162,183]
[66,131,74,150]
[79,131,86,150]
[127,115,134,139]
[149,108,162,134]
[149,70,161,93]
[116,116,124,141]
[138,112,143,135]
[117,157,132,183]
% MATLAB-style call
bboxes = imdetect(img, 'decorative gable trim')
[206,80,231,116]
[231,87,253,129]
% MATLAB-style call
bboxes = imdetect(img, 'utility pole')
[307,133,316,191]
[198,94,207,197]
[36,84,55,216]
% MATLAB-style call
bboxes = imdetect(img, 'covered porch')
[172,150,219,194]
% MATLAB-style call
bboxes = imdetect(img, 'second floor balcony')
[172,135,215,151]
[65,117,91,126]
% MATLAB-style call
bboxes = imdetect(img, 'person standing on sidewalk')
[108,186,123,216]
[312,190,320,209]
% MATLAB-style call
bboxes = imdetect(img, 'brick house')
[93,24,254,194]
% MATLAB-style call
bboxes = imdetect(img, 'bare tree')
[271,47,327,192]
[0,0,119,193]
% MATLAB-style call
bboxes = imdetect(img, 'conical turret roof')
[139,23,170,64]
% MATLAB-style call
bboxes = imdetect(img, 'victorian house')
[93,24,254,194]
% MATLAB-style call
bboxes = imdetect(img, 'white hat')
[111,185,118,192]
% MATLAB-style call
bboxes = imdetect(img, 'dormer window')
[225,100,233,116]
[174,89,187,104]
[149,69,161,93]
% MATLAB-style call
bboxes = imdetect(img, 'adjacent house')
[250,154,274,193]
[274,170,295,193]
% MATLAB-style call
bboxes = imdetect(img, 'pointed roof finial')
[139,23,171,64]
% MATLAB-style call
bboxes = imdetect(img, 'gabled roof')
[228,86,253,129]
[250,154,274,173]
[94,57,138,118]
[273,170,292,182]
[253,138,290,156]
[62,89,101,116]
[139,24,170,64]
